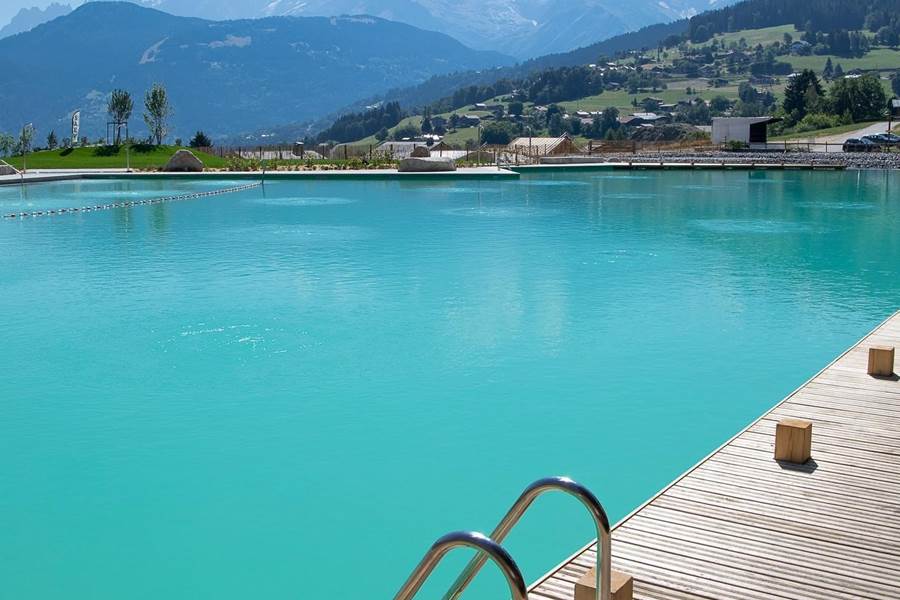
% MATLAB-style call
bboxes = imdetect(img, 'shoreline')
[2,153,898,187]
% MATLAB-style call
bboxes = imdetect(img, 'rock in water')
[410,145,431,158]
[398,157,456,172]
[164,150,204,172]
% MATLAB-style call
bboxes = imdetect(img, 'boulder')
[164,150,204,172]
[410,145,431,158]
[398,157,456,173]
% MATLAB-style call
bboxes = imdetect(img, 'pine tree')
[833,63,845,78]
[46,130,58,150]
[823,57,833,79]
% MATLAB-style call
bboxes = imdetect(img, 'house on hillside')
[790,40,812,55]
[620,112,670,127]
[506,135,582,157]
[458,114,482,127]
[712,117,781,145]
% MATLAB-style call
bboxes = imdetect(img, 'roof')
[507,136,580,155]
[711,116,781,126]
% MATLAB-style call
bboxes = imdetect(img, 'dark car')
[843,138,878,152]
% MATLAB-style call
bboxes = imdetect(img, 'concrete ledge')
[0,167,518,187]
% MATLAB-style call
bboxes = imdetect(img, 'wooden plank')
[528,310,900,600]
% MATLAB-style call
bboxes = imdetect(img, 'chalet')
[790,40,812,55]
[457,114,482,127]
[620,112,670,126]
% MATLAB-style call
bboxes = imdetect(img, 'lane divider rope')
[3,181,262,220]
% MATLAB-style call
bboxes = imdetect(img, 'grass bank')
[770,121,879,141]
[6,145,226,170]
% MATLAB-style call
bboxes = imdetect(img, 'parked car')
[863,133,900,146]
[843,138,879,152]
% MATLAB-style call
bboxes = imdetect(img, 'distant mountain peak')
[0,1,511,140]
[120,0,739,58]
[0,2,72,39]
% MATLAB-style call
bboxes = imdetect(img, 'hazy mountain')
[125,0,736,58]
[0,3,71,39]
[0,2,510,141]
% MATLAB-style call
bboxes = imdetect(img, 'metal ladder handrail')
[394,531,527,600]
[443,476,611,600]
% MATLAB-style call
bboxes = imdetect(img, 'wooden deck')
[530,311,900,600]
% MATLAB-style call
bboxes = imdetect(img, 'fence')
[195,137,898,169]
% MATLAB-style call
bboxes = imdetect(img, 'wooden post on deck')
[867,346,895,377]
[575,568,633,600]
[774,419,812,464]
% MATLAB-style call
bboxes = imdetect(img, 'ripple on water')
[599,193,659,200]
[250,196,357,207]
[672,185,741,192]
[223,223,373,242]
[793,201,875,210]
[440,205,561,218]
[508,180,590,187]
[691,219,820,234]
[416,186,504,195]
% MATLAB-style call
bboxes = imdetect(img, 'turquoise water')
[1,170,898,599]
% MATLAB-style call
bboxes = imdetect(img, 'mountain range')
[122,0,733,58]
[0,2,71,39]
[0,2,510,141]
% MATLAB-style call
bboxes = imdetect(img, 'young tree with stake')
[143,83,171,146]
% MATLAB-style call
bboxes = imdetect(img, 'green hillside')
[7,145,226,170]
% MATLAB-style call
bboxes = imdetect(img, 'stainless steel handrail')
[443,476,611,600]
[394,531,528,600]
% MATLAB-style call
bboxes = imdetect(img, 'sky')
[0,1,84,28]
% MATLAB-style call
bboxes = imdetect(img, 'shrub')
[793,113,842,132]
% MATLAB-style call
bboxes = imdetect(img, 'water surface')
[1,169,898,599]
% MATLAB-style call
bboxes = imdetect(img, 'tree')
[547,113,565,136]
[480,121,517,145]
[783,69,823,123]
[107,89,133,145]
[47,130,58,150]
[823,57,833,79]
[833,63,844,78]
[391,123,420,140]
[892,71,900,96]
[19,124,35,156]
[375,127,389,141]
[421,115,433,134]
[0,133,14,157]
[508,101,524,116]
[709,95,732,114]
[143,83,171,146]
[829,74,887,122]
[189,131,212,148]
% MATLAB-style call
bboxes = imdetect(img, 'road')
[799,121,891,152]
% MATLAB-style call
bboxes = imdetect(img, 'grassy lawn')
[559,85,741,113]
[7,145,226,170]
[787,48,900,73]
[707,25,799,48]
[442,126,479,146]
[770,121,880,141]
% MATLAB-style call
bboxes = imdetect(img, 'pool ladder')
[394,476,611,600]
